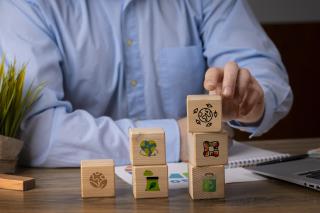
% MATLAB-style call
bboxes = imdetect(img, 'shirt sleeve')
[200,0,293,137]
[0,0,180,167]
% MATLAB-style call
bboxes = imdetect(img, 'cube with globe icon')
[129,128,166,166]
[81,159,115,198]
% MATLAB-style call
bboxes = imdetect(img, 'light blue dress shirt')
[0,0,293,167]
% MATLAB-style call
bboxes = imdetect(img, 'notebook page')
[227,141,290,168]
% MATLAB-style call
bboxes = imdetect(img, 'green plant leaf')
[0,56,45,138]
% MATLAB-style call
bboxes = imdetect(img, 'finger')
[222,96,240,121]
[237,68,251,103]
[239,88,256,116]
[222,61,239,98]
[251,77,264,102]
[209,82,222,95]
[239,84,263,116]
[204,67,223,91]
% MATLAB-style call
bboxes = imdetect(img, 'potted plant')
[0,57,43,173]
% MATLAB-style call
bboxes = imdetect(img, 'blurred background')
[235,0,320,141]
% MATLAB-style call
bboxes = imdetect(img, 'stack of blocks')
[130,128,168,199]
[187,95,228,199]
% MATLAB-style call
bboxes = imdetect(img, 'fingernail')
[210,90,217,95]
[223,87,232,97]
[207,81,214,87]
[206,82,216,90]
[207,81,215,86]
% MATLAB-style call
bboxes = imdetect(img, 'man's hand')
[203,61,265,124]
[178,61,264,161]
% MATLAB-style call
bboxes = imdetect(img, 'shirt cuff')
[228,87,274,138]
[135,119,180,163]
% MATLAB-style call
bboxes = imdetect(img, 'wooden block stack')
[129,128,168,199]
[187,95,227,199]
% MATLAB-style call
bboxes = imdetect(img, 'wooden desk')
[0,138,319,213]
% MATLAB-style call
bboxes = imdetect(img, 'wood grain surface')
[0,138,319,212]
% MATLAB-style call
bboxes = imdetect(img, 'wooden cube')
[81,159,115,198]
[132,165,168,199]
[187,95,222,133]
[130,128,166,166]
[0,174,35,191]
[188,164,225,200]
[188,132,228,166]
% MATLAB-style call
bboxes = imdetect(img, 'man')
[0,0,293,167]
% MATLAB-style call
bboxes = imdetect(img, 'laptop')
[248,158,320,191]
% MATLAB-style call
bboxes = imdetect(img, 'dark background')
[235,23,320,141]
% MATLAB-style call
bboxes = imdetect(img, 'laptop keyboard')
[298,170,320,180]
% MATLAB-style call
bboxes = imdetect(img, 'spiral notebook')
[227,141,290,168]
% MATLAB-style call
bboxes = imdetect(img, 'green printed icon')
[202,173,216,192]
[146,177,160,191]
[183,172,189,178]
[144,170,160,191]
[140,139,158,157]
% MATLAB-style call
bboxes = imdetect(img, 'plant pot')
[0,135,24,174]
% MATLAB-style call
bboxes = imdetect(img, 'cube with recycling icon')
[187,95,222,133]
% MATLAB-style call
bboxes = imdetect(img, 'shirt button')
[130,80,137,87]
[127,39,133,47]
